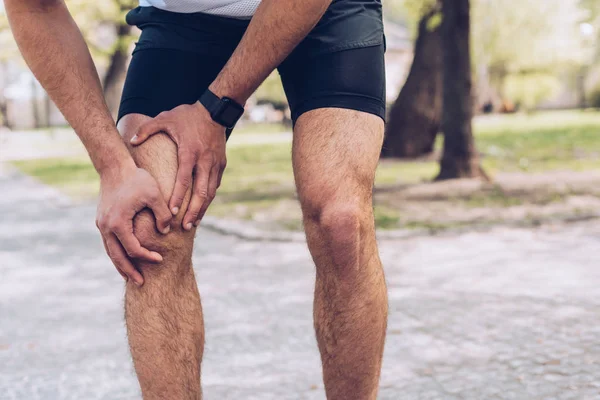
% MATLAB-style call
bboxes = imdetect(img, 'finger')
[195,164,220,227]
[113,224,163,263]
[130,118,164,146]
[183,163,210,230]
[169,152,195,216]
[101,234,127,281]
[147,189,172,234]
[105,234,144,286]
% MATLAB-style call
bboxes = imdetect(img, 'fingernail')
[162,226,170,234]
[194,220,200,227]
[134,280,142,287]
[172,207,179,215]
[130,135,138,143]
[153,252,163,262]
[185,222,193,230]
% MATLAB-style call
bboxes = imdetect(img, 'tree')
[436,0,486,180]
[0,12,17,129]
[102,3,135,118]
[67,0,137,118]
[472,0,585,108]
[0,0,137,125]
[0,61,11,129]
[381,1,443,158]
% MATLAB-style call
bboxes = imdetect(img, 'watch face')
[215,98,244,129]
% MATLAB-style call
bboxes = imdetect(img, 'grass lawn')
[11,110,600,230]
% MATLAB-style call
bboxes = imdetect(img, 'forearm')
[209,0,331,103]
[5,0,134,176]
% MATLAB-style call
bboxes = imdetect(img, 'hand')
[130,102,227,230]
[96,163,172,285]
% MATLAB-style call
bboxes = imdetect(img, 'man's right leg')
[117,114,203,400]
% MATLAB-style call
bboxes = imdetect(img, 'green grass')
[12,157,100,199]
[475,111,600,173]
[233,122,289,135]
[373,205,401,229]
[11,111,600,228]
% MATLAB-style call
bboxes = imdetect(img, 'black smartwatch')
[199,89,244,129]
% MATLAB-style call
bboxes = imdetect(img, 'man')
[6,0,388,398]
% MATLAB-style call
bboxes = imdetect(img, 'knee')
[132,209,193,268]
[303,198,366,273]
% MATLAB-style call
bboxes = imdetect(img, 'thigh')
[292,108,384,215]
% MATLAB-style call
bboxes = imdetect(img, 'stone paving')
[1,165,600,399]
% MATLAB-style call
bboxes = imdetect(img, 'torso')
[138,0,262,18]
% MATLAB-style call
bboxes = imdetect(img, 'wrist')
[198,89,245,129]
[192,101,224,131]
[98,156,136,184]
[208,81,248,106]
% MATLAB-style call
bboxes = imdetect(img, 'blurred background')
[2,0,600,232]
[3,1,600,399]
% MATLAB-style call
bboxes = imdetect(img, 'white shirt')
[139,0,262,18]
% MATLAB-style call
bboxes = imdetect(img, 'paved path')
[1,166,600,400]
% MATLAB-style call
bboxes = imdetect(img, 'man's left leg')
[292,108,388,400]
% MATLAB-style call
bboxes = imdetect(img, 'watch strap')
[199,89,221,115]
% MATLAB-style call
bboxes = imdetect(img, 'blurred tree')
[254,72,287,104]
[67,0,137,118]
[436,0,486,180]
[383,0,586,163]
[381,0,443,158]
[0,12,17,129]
[503,73,560,111]
[472,0,584,106]
[0,1,137,123]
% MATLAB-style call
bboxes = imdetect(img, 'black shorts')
[117,0,386,130]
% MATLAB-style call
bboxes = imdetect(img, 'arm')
[209,0,332,103]
[6,0,172,285]
[133,0,332,228]
[6,0,132,177]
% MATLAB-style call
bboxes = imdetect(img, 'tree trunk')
[44,91,53,127]
[0,62,10,129]
[0,88,9,129]
[0,100,10,129]
[436,0,487,180]
[31,78,43,129]
[103,22,132,120]
[381,5,443,158]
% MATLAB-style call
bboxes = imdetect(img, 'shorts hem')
[304,39,383,58]
[291,95,386,124]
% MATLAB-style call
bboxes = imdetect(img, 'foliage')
[587,83,600,107]
[254,72,287,103]
[0,11,18,62]
[0,1,136,64]
[503,73,561,111]
[65,0,137,60]
[579,0,600,62]
[472,0,586,76]
[384,0,440,37]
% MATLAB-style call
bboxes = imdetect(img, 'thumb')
[130,118,163,146]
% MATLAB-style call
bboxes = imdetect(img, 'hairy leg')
[118,114,203,400]
[293,108,388,400]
